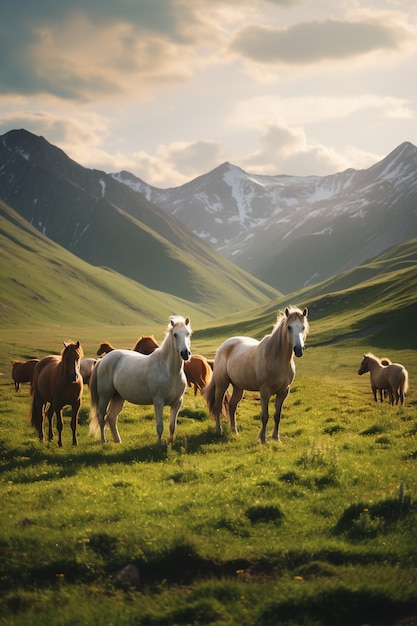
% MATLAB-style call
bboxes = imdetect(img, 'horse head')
[286,307,308,358]
[170,316,192,361]
[358,354,370,375]
[63,341,83,382]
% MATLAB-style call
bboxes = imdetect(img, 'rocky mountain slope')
[114,142,417,292]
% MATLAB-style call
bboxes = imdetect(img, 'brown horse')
[183,354,213,395]
[96,341,116,356]
[30,341,84,446]
[204,306,309,443]
[358,353,409,405]
[11,359,39,392]
[132,335,159,354]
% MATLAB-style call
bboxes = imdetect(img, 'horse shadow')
[4,423,225,482]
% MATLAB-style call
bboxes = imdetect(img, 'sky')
[1,0,416,188]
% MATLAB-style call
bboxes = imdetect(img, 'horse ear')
[76,341,80,348]
[185,316,190,326]
[303,307,308,317]
[63,341,68,347]
[170,319,175,327]
[285,307,289,317]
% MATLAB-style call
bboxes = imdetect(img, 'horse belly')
[226,345,260,391]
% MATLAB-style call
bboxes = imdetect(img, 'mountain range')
[1,128,417,306]
[0,129,278,318]
[113,142,417,293]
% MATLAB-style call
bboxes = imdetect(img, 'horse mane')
[62,341,84,359]
[363,352,382,365]
[260,306,308,363]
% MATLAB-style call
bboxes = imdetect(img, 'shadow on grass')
[0,426,227,482]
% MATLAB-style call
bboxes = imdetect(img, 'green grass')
[1,337,416,625]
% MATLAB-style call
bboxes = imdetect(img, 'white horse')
[89,316,192,445]
[204,307,309,444]
[80,358,98,386]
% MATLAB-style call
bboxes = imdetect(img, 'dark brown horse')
[96,341,117,356]
[358,353,409,405]
[11,359,39,392]
[30,341,84,446]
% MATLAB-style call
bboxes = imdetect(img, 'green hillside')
[2,196,416,360]
[196,238,417,351]
[0,201,277,329]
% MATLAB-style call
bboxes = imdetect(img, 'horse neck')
[158,334,183,371]
[366,357,382,372]
[266,321,293,361]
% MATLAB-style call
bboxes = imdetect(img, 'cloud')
[0,1,213,101]
[229,16,413,65]
[240,124,371,176]
[234,95,414,128]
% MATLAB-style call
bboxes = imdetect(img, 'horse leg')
[168,397,183,444]
[56,409,63,447]
[213,382,229,435]
[70,400,81,446]
[258,390,272,444]
[153,398,165,444]
[271,387,290,443]
[46,404,54,442]
[106,396,125,443]
[228,386,243,434]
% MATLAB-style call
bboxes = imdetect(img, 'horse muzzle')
[181,349,191,361]
[294,345,304,358]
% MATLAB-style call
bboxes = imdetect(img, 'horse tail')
[401,368,409,395]
[88,362,102,438]
[203,377,229,417]
[203,377,217,416]
[403,368,408,393]
[29,388,44,440]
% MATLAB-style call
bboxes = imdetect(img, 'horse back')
[184,354,212,389]
[388,363,408,391]
[12,359,39,383]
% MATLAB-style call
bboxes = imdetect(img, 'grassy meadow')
[0,320,416,625]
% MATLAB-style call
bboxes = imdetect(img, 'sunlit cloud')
[233,95,414,128]
[229,14,414,66]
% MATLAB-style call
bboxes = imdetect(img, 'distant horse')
[89,316,192,445]
[204,306,309,443]
[358,353,408,405]
[30,341,84,446]
[11,359,39,392]
[96,341,117,356]
[80,358,98,386]
[132,335,159,354]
